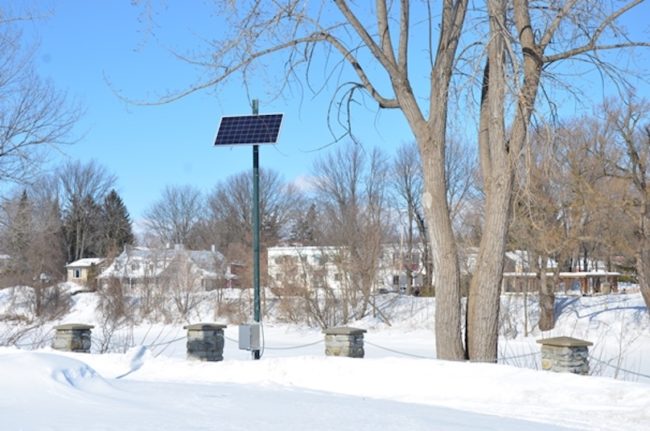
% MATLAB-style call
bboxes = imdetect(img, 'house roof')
[66,258,104,268]
[98,246,224,280]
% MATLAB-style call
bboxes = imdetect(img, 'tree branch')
[334,0,398,75]
[376,0,397,64]
[398,0,409,73]
[543,0,649,63]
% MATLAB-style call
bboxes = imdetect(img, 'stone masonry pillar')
[183,323,227,361]
[537,336,593,375]
[323,327,367,358]
[52,324,94,353]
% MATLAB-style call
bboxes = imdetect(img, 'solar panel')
[214,114,283,146]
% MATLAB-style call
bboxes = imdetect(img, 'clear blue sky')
[13,0,412,223]
[8,1,650,222]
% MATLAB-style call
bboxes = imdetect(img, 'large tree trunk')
[636,208,650,310]
[466,0,545,361]
[467,0,509,362]
[467,170,512,361]
[419,123,466,360]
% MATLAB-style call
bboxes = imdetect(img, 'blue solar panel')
[214,114,283,146]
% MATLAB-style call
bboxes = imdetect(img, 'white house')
[267,244,425,294]
[98,245,226,290]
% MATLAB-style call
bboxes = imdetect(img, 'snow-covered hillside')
[0,287,649,430]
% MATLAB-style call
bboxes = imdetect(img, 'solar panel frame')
[213,113,284,146]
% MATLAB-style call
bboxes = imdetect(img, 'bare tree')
[131,0,648,361]
[465,0,649,361]
[270,249,340,328]
[204,169,303,250]
[201,168,304,291]
[47,160,118,261]
[144,185,204,247]
[605,97,650,309]
[392,140,477,295]
[0,188,67,317]
[391,143,429,295]
[165,254,204,322]
[0,10,80,185]
[312,143,390,320]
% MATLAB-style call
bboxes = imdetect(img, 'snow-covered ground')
[0,287,649,430]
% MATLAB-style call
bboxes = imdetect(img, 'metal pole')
[252,99,261,360]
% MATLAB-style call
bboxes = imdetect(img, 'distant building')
[65,258,105,286]
[98,244,227,290]
[500,250,620,295]
[267,244,425,294]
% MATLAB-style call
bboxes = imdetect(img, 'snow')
[0,289,649,430]
[65,258,104,268]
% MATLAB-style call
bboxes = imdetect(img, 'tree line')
[0,160,135,287]
[4,98,650,328]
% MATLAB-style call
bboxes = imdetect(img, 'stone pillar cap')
[536,336,593,347]
[183,323,227,330]
[54,323,94,330]
[322,326,367,335]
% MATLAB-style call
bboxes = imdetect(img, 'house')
[98,244,226,290]
[500,250,620,295]
[267,244,425,294]
[65,258,105,286]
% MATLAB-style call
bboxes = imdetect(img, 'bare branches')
[144,185,204,247]
[539,0,579,51]
[334,0,397,75]
[543,0,650,64]
[0,19,80,184]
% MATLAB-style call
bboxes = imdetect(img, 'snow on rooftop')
[65,258,104,268]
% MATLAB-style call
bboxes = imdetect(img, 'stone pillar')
[537,336,593,375]
[52,324,94,353]
[183,323,227,361]
[323,327,367,358]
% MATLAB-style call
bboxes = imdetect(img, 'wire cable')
[263,339,324,350]
[364,340,434,359]
[499,351,540,361]
[589,356,650,380]
[13,337,53,349]
[224,328,322,352]
[145,336,185,348]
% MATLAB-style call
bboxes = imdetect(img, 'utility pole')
[213,100,283,361]
[251,99,261,360]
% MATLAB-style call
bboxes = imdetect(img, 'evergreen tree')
[63,195,103,260]
[99,189,134,256]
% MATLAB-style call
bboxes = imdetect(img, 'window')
[74,269,81,279]
[334,273,342,282]
[392,275,400,286]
